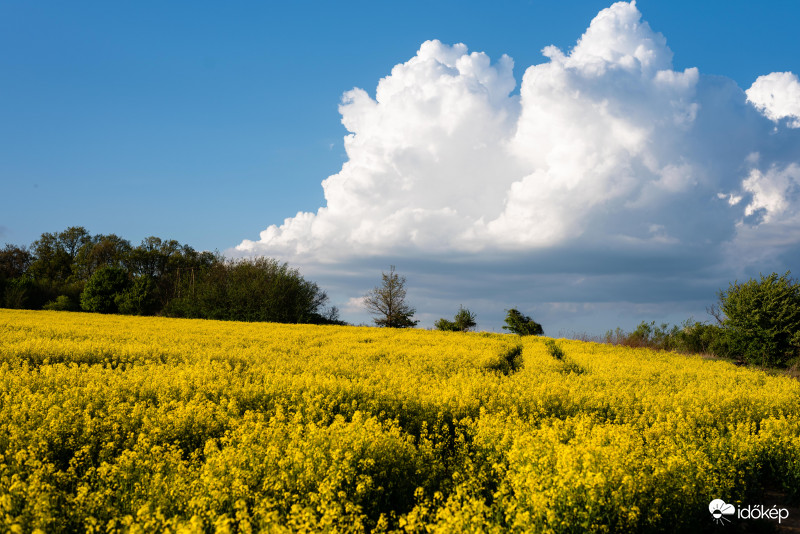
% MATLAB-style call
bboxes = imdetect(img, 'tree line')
[0,226,342,324]
[4,228,798,369]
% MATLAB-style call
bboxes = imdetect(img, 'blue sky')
[3,1,800,333]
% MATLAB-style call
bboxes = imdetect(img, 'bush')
[1,277,56,310]
[435,306,477,332]
[626,321,682,351]
[717,272,800,367]
[433,318,457,331]
[604,319,730,356]
[116,276,160,316]
[678,321,729,356]
[2,278,30,309]
[80,266,130,314]
[502,308,543,336]
[43,295,79,311]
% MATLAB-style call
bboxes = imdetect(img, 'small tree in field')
[435,306,477,332]
[364,266,418,328]
[502,308,543,336]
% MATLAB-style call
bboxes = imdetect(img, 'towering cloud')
[238,1,800,280]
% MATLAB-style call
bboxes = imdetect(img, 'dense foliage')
[434,306,477,332]
[0,227,339,325]
[502,308,544,336]
[603,320,729,356]
[3,310,800,532]
[164,257,340,324]
[718,272,800,367]
[604,272,800,369]
[80,266,131,314]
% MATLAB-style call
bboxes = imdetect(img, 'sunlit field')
[2,309,799,533]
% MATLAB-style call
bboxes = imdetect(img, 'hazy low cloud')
[236,1,800,331]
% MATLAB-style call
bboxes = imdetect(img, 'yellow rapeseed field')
[1,309,799,533]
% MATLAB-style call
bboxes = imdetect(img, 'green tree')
[127,237,217,307]
[717,271,800,367]
[223,258,329,323]
[164,257,336,324]
[0,244,33,280]
[80,266,130,314]
[116,276,160,316]
[435,306,477,332]
[28,232,70,283]
[23,227,91,308]
[28,227,91,283]
[58,226,92,265]
[127,237,182,279]
[364,266,418,328]
[502,308,543,336]
[0,244,33,308]
[73,234,132,281]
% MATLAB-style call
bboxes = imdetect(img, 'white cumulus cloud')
[746,72,800,128]
[237,1,800,300]
[742,164,800,222]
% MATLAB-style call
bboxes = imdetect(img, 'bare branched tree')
[706,304,725,326]
[363,265,418,328]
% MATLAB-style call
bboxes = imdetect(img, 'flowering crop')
[1,309,799,532]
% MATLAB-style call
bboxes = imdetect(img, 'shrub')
[604,319,731,356]
[435,306,477,332]
[2,277,30,309]
[2,277,56,310]
[434,318,457,331]
[717,272,800,367]
[623,321,684,351]
[80,266,130,314]
[678,321,729,356]
[43,295,79,311]
[116,276,160,316]
[502,308,543,336]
